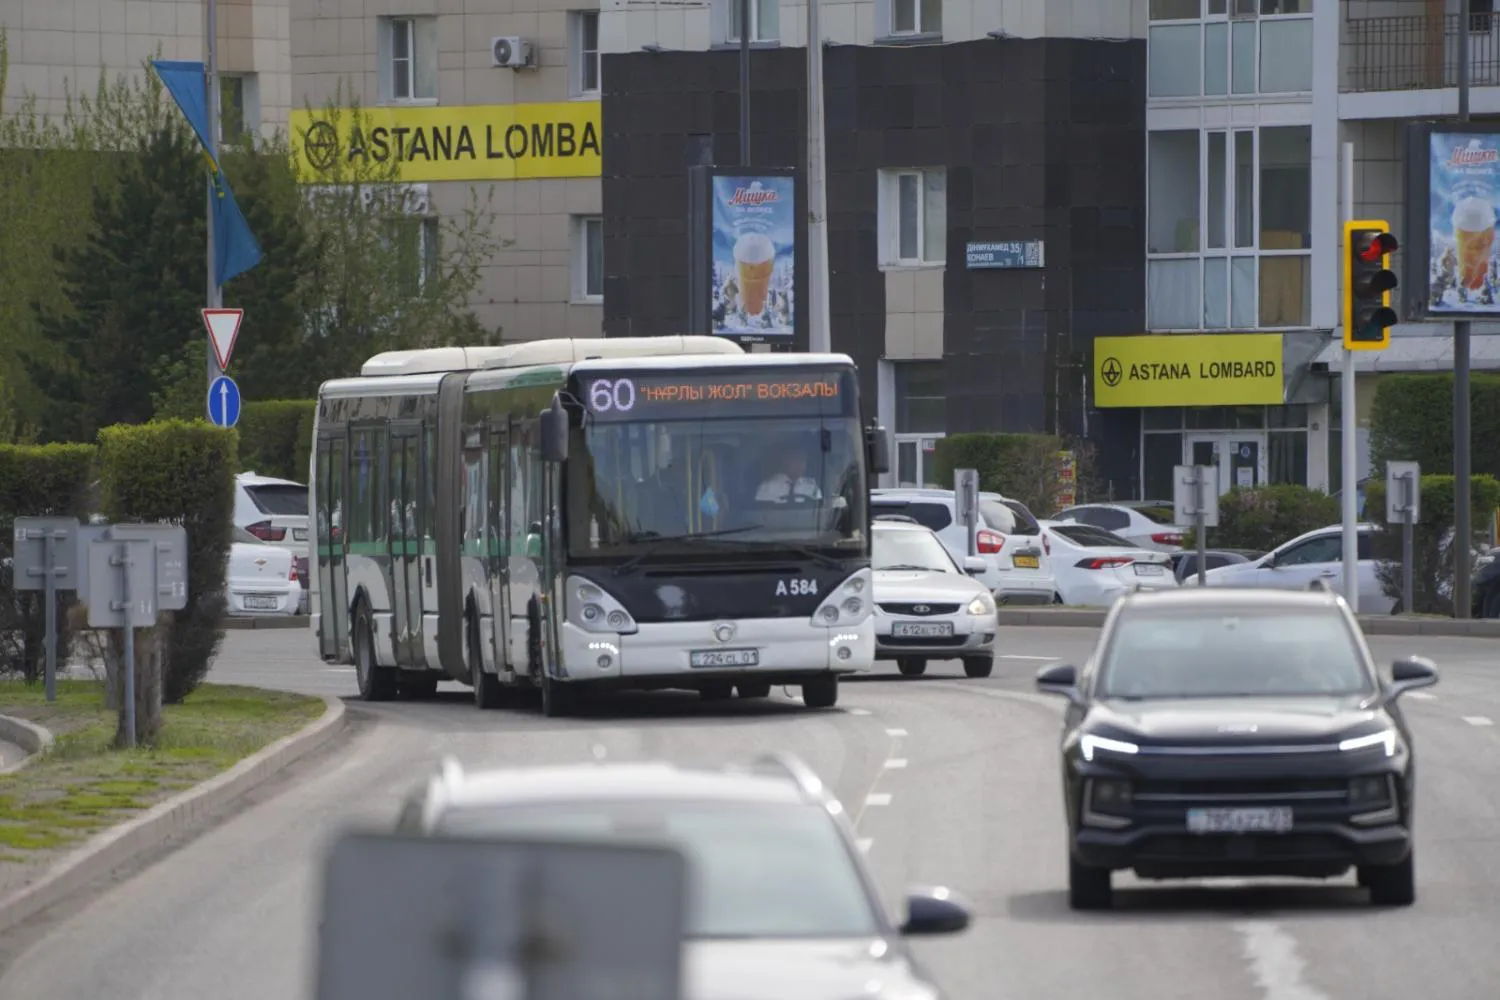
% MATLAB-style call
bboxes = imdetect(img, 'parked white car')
[1186,522,1396,613]
[1052,501,1188,553]
[226,527,303,617]
[1038,519,1178,606]
[235,471,310,608]
[870,488,1057,605]
[871,519,997,679]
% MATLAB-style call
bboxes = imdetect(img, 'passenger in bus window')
[756,440,823,503]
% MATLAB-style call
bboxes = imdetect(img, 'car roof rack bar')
[748,752,825,800]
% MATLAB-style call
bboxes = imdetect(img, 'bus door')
[488,421,512,671]
[315,433,349,661]
[420,424,439,666]
[541,457,563,671]
[389,425,422,667]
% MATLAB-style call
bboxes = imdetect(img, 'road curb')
[0,694,346,937]
[995,607,1500,638]
[0,713,55,775]
[222,616,309,630]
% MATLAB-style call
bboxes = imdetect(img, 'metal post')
[205,0,223,390]
[1341,140,1360,612]
[120,543,137,749]
[1455,0,1474,617]
[804,0,832,353]
[1195,468,1207,587]
[42,531,57,703]
[1402,498,1415,616]
[738,0,751,167]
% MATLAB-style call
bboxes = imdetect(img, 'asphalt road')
[3,625,1500,999]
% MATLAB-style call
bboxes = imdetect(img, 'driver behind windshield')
[755,440,823,503]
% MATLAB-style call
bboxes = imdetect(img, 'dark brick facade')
[601,36,1148,493]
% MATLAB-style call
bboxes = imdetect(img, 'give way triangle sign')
[202,308,244,371]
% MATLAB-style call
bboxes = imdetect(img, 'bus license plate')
[1013,553,1040,569]
[892,622,954,638]
[1134,563,1165,576]
[1186,807,1293,834]
[690,649,759,668]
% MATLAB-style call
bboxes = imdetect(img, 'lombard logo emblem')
[713,622,737,643]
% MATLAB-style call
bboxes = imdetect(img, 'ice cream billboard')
[1428,132,1500,315]
[709,176,795,338]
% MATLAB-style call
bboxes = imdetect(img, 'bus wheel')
[801,675,838,709]
[737,681,772,699]
[469,614,504,711]
[353,602,396,702]
[540,671,576,717]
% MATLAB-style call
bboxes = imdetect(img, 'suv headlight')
[1338,728,1396,757]
[566,576,638,635]
[810,568,873,627]
[966,593,995,616]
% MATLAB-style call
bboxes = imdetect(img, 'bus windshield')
[565,367,868,559]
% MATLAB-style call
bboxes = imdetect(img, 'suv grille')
[879,602,960,616]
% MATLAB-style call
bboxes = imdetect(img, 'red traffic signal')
[1355,231,1399,263]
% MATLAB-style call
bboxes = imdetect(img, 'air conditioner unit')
[491,36,534,69]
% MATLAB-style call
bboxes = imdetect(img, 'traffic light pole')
[1341,140,1360,613]
[1455,0,1474,618]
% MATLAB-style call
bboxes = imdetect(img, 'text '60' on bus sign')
[584,371,855,422]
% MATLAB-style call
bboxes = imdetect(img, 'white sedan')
[871,518,998,679]
[1038,520,1178,607]
[226,527,303,617]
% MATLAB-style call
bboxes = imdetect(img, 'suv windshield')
[872,528,958,573]
[437,800,880,939]
[1097,609,1376,699]
[978,499,1017,534]
[244,482,308,517]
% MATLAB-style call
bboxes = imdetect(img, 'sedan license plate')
[1013,553,1040,569]
[689,648,759,668]
[1186,807,1293,834]
[1134,562,1165,576]
[243,595,280,611]
[892,621,955,638]
[293,528,308,541]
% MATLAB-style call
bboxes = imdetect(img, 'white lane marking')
[999,654,1056,660]
[1406,691,1437,701]
[1463,715,1495,727]
[885,758,908,769]
[857,838,874,853]
[865,793,893,807]
[848,708,872,716]
[885,728,908,737]
[1236,919,1332,1000]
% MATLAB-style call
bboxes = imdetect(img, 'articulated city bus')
[308,335,889,716]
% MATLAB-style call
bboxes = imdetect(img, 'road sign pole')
[1196,468,1208,587]
[205,0,223,394]
[1340,140,1360,613]
[42,530,57,702]
[1402,500,1414,616]
[117,542,137,748]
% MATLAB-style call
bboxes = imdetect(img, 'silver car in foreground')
[395,754,972,1000]
[871,517,998,678]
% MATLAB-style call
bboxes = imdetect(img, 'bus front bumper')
[557,619,873,684]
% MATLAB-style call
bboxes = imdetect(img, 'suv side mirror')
[866,425,891,476]
[540,395,568,464]
[1035,662,1082,704]
[1387,655,1438,700]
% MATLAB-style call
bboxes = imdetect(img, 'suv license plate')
[1013,554,1040,569]
[243,595,280,611]
[892,622,954,638]
[1186,807,1293,834]
[1134,563,1165,576]
[689,649,759,668]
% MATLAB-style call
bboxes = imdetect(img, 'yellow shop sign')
[1093,334,1284,408]
[288,102,602,183]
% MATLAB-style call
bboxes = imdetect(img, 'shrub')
[1364,473,1500,615]
[0,443,96,681]
[932,433,1077,517]
[237,399,316,481]
[1368,373,1500,480]
[98,420,237,703]
[1191,484,1340,553]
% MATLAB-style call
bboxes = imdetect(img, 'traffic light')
[1343,220,1399,350]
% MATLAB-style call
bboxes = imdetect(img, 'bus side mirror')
[540,396,568,464]
[866,425,891,476]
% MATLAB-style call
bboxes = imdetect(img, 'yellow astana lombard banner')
[1093,334,1284,408]
[289,102,601,183]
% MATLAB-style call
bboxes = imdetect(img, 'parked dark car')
[1473,557,1500,618]
[1169,548,1264,583]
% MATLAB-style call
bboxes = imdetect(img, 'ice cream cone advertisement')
[1429,132,1500,313]
[710,175,796,337]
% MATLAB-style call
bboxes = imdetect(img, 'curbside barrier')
[996,606,1500,638]
[221,615,310,630]
[0,714,55,775]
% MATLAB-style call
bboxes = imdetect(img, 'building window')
[894,361,945,433]
[878,169,946,267]
[380,16,437,102]
[889,0,941,36]
[218,74,258,145]
[386,216,440,296]
[1148,0,1311,99]
[570,12,600,95]
[1146,124,1310,330]
[573,216,603,302]
[725,0,779,42]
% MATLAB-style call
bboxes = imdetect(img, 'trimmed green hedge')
[1191,484,1339,553]
[0,444,97,681]
[932,433,1069,517]
[238,399,316,482]
[1369,373,1500,479]
[1364,473,1500,615]
[98,420,238,703]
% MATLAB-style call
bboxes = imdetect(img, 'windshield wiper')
[612,525,764,576]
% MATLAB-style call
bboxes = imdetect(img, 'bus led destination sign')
[584,371,852,420]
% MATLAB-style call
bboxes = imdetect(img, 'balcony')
[1344,10,1500,94]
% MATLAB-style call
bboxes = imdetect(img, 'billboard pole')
[1341,140,1360,612]
[1454,0,1474,618]
[738,0,750,167]
[804,0,831,354]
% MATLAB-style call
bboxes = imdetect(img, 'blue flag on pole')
[150,59,263,287]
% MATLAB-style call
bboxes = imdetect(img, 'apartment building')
[0,0,291,144]
[288,0,605,339]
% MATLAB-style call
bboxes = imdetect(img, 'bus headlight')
[810,568,873,628]
[567,576,638,635]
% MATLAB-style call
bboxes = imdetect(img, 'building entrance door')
[894,434,944,488]
[1186,433,1268,496]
